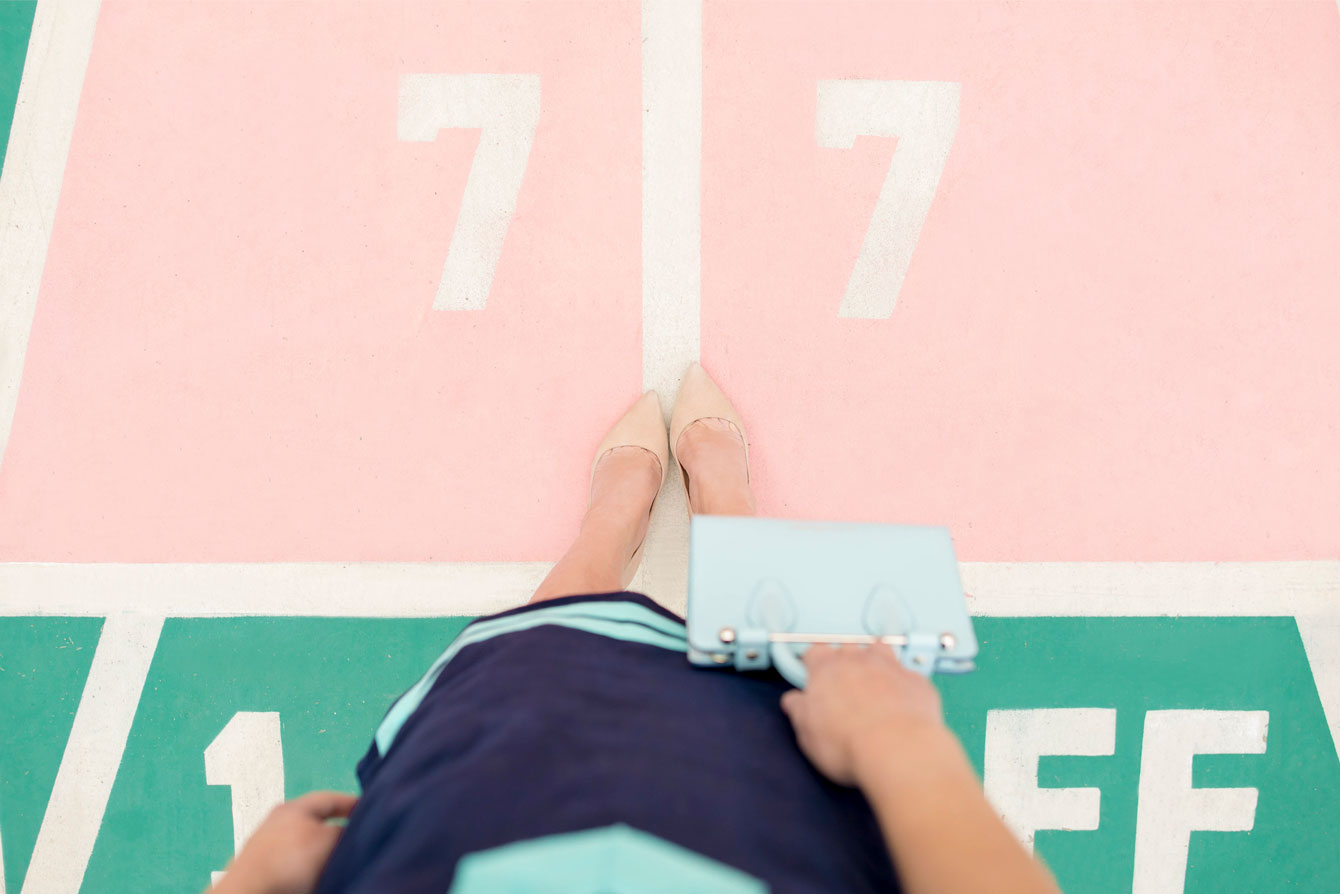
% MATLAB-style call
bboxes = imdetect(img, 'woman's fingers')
[292,790,359,820]
[870,642,904,667]
[799,645,828,668]
[799,642,852,667]
[802,642,902,668]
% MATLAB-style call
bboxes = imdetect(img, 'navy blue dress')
[314,591,900,892]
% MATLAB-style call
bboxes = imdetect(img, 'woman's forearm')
[853,725,1061,894]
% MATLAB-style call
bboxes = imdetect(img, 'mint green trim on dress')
[448,823,769,893]
[374,600,687,755]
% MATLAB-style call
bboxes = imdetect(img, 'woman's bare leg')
[527,418,755,605]
[528,446,661,604]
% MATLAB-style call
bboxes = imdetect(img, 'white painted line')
[0,561,552,617]
[1,560,1335,758]
[19,613,162,894]
[959,561,1340,617]
[0,775,5,894]
[637,0,702,615]
[0,0,101,471]
[640,0,701,395]
[1,560,1335,618]
[1295,615,1340,775]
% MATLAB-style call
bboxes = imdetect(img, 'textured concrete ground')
[1,2,1338,891]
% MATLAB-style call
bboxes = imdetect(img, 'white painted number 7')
[399,74,541,311]
[817,80,960,319]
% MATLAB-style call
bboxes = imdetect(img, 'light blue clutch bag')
[686,516,978,688]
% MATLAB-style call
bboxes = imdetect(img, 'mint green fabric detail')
[373,600,687,755]
[448,823,769,893]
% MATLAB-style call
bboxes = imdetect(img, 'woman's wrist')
[850,720,1064,894]
[207,866,269,894]
[851,720,967,793]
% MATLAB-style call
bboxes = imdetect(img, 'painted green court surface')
[0,1,35,171]
[3,616,1337,892]
[3,3,1339,893]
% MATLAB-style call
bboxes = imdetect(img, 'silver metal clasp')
[718,627,956,648]
[717,626,955,673]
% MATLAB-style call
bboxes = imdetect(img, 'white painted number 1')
[817,80,960,319]
[398,73,541,311]
[205,712,286,884]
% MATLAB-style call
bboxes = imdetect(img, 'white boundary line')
[641,0,701,397]
[0,4,1336,889]
[0,559,1335,619]
[18,614,161,894]
[1,4,110,890]
[0,0,100,472]
[636,0,701,609]
[1,558,1336,756]
[1,10,1337,876]
[0,560,552,618]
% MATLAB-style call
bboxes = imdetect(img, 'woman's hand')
[209,791,358,894]
[780,643,950,787]
[783,644,1063,894]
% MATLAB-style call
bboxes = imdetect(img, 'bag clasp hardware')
[717,627,954,675]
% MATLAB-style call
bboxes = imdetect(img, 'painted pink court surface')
[3,0,1337,564]
[2,2,1339,893]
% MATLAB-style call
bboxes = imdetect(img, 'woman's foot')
[584,445,663,568]
[674,417,756,516]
